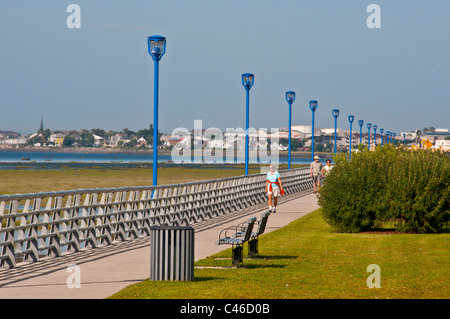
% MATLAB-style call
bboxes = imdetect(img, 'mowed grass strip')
[109,209,449,299]
[0,163,307,195]
[0,164,272,195]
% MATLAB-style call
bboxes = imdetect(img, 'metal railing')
[0,168,312,268]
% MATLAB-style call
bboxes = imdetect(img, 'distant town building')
[137,137,148,148]
[0,136,27,145]
[435,139,450,151]
[434,128,449,134]
[93,135,104,147]
[0,131,20,139]
[49,133,66,146]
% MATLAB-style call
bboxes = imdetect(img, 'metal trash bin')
[150,226,195,281]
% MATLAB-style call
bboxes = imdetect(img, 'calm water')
[0,150,319,170]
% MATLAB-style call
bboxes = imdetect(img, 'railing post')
[81,193,97,249]
[126,190,140,239]
[24,198,40,263]
[15,199,28,257]
[0,201,17,268]
[48,195,62,257]
[98,193,112,246]
[115,191,127,241]
[39,197,52,254]
[68,194,81,252]
[139,190,152,235]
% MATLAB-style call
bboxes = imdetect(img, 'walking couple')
[310,155,333,193]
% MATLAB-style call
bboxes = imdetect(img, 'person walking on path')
[310,155,323,193]
[266,164,284,213]
[321,159,333,178]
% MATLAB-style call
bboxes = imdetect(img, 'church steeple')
[39,116,44,132]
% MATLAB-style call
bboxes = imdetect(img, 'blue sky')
[0,0,449,135]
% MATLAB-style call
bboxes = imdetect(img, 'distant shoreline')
[0,146,153,155]
[0,146,333,158]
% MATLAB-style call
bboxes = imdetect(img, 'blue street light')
[367,123,372,150]
[358,120,364,144]
[286,91,295,169]
[403,133,406,145]
[373,125,378,146]
[147,35,166,186]
[348,115,354,157]
[242,73,254,175]
[309,100,318,162]
[380,128,384,146]
[393,132,397,145]
[332,109,339,155]
[387,131,391,144]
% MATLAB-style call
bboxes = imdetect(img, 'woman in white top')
[321,159,333,177]
[265,164,284,213]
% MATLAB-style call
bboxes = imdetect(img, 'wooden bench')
[215,216,257,266]
[235,211,270,257]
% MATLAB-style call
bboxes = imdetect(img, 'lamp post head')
[373,125,378,131]
[380,128,384,134]
[393,132,396,138]
[309,100,318,112]
[147,35,166,61]
[332,109,339,118]
[286,91,295,103]
[358,120,364,127]
[367,123,372,130]
[242,73,254,90]
[348,115,354,123]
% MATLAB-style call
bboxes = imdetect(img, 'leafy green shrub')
[318,145,450,233]
[385,149,450,233]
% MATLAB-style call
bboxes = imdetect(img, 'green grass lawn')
[109,209,449,299]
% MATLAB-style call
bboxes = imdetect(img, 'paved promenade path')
[0,190,319,299]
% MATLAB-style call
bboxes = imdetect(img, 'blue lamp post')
[393,132,396,145]
[373,125,378,146]
[367,123,372,150]
[385,131,390,144]
[358,120,364,144]
[380,128,384,146]
[309,100,318,162]
[348,115,354,157]
[242,73,254,175]
[403,133,406,145]
[147,35,166,186]
[286,91,295,169]
[332,109,339,155]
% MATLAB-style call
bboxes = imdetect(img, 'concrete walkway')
[0,191,319,299]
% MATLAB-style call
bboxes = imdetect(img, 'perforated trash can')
[150,226,195,281]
